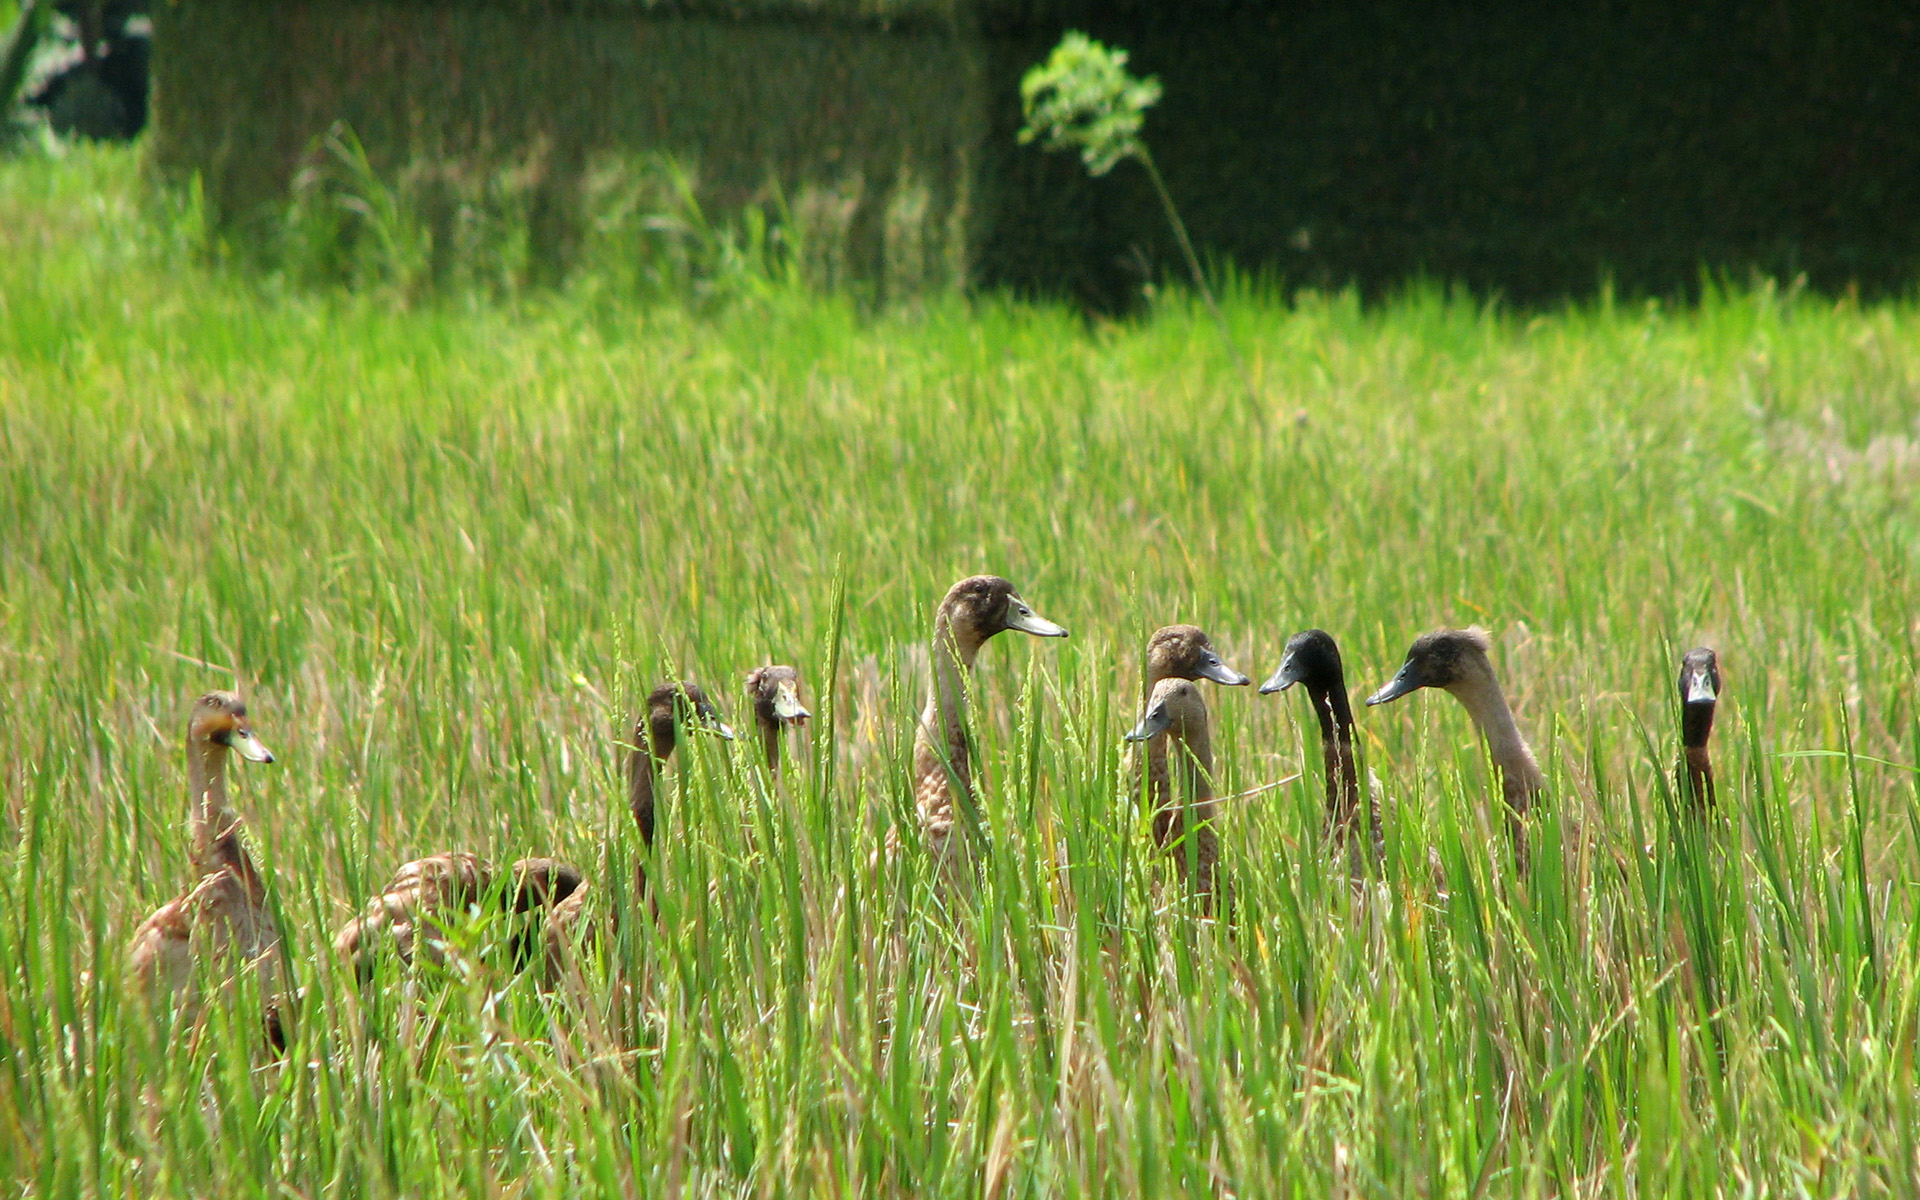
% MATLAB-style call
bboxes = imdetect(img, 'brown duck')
[910,575,1067,875]
[126,692,286,1045]
[1126,678,1223,907]
[1261,628,1381,865]
[1678,647,1720,813]
[1367,627,1545,870]
[744,665,811,779]
[543,681,734,975]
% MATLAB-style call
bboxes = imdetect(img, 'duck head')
[1366,628,1493,706]
[937,575,1068,655]
[189,690,274,763]
[746,664,811,727]
[1147,624,1250,686]
[1679,647,1719,708]
[1126,678,1208,743]
[641,681,736,756]
[1260,628,1345,695]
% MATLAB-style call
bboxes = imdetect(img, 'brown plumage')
[1678,647,1720,813]
[908,575,1067,877]
[744,665,810,779]
[1126,678,1223,906]
[1368,627,1545,871]
[543,681,734,978]
[1143,624,1252,694]
[333,850,585,982]
[1261,628,1381,866]
[126,692,285,1046]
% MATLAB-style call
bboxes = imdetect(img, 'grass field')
[3,145,1919,1197]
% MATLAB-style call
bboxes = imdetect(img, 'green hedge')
[153,0,1920,304]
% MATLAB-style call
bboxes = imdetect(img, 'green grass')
[2,144,1918,1196]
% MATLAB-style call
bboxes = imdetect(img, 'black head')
[1259,628,1346,695]
[1679,647,1719,707]
[640,680,736,756]
[1366,627,1492,706]
[1146,624,1250,686]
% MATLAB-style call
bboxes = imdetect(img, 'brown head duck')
[1125,677,1224,907]
[744,665,810,779]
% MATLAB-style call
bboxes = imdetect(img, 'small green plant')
[1020,32,1259,418]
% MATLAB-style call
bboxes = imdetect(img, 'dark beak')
[1195,654,1250,687]
[1365,660,1427,707]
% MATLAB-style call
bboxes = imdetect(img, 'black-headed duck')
[1368,627,1544,870]
[910,575,1067,875]
[1678,647,1720,813]
[1262,629,1381,864]
[1126,677,1224,907]
[126,692,286,1046]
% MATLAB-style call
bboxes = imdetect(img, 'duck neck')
[1168,720,1214,805]
[1449,670,1545,815]
[1680,701,1716,809]
[188,739,260,890]
[1309,682,1360,828]
[629,733,669,849]
[758,716,783,780]
[925,610,980,786]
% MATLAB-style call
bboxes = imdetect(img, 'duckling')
[1367,628,1544,870]
[1126,678,1223,906]
[543,681,734,975]
[744,665,811,779]
[126,692,285,1045]
[1678,647,1720,813]
[910,575,1067,874]
[1144,624,1252,693]
[1261,629,1381,865]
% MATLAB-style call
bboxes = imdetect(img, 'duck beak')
[772,682,811,723]
[1684,668,1717,706]
[1258,654,1301,695]
[1006,606,1069,639]
[229,729,275,764]
[1124,706,1171,743]
[1196,653,1250,687]
[1365,660,1426,707]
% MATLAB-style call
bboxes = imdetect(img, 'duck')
[1367,627,1544,870]
[909,575,1068,875]
[1126,678,1223,907]
[543,681,734,977]
[1261,628,1381,865]
[333,849,585,983]
[744,665,811,779]
[126,691,286,1046]
[1678,647,1720,813]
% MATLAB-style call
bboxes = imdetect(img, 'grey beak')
[1258,656,1300,695]
[229,729,275,764]
[772,684,811,722]
[1006,606,1069,639]
[1365,662,1426,707]
[1125,707,1171,744]
[1685,669,1718,705]
[1196,655,1251,687]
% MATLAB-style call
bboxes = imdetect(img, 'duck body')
[1262,628,1380,864]
[1127,678,1223,906]
[1368,627,1544,869]
[909,575,1068,876]
[126,692,284,1044]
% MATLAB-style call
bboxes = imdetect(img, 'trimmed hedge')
[153,0,1920,304]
